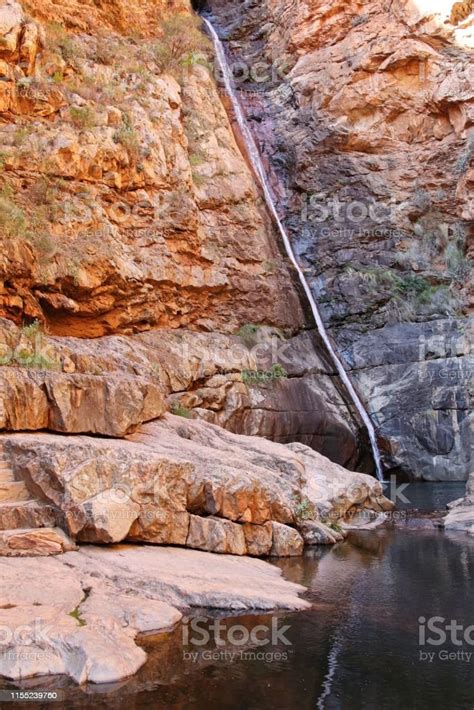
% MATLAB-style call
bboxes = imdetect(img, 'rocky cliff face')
[206,0,473,479]
[0,0,303,336]
[0,0,376,471]
[0,0,400,565]
[1,0,470,491]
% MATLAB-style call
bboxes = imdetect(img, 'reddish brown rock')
[186,515,247,555]
[0,527,76,556]
[0,367,165,436]
[0,416,392,555]
[0,1,304,337]
[242,521,273,556]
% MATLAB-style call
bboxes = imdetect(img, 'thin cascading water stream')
[202,17,384,481]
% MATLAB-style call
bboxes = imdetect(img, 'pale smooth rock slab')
[0,544,308,684]
[445,474,474,533]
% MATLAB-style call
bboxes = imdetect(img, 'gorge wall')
[0,0,374,482]
[0,0,472,481]
[206,0,473,479]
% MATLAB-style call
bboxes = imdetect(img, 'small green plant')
[270,363,288,379]
[69,106,96,129]
[189,150,208,167]
[321,517,344,533]
[445,242,471,282]
[237,323,262,347]
[47,22,82,64]
[293,495,316,522]
[171,402,192,418]
[69,607,86,627]
[344,264,466,320]
[0,320,59,371]
[12,349,56,369]
[13,127,32,146]
[0,190,27,238]
[21,320,41,339]
[52,70,64,83]
[154,15,212,78]
[114,115,140,161]
[191,170,207,187]
[241,363,288,386]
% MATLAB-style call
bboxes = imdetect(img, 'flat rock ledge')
[444,474,474,535]
[0,545,308,684]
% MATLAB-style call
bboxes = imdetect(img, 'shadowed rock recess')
[207,0,473,480]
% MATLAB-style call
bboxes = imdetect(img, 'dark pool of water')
[3,486,473,710]
[388,480,466,513]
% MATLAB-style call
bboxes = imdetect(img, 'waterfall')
[202,17,384,482]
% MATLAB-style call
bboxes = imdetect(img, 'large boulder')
[0,367,166,436]
[0,415,392,555]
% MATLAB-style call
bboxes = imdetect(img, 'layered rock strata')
[207,0,474,479]
[0,414,392,555]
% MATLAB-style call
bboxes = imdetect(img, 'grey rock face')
[344,319,473,480]
[207,0,473,479]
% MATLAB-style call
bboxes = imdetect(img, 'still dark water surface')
[2,484,473,710]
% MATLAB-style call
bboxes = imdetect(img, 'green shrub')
[114,115,140,160]
[0,192,27,238]
[189,151,206,167]
[293,495,316,522]
[154,15,211,77]
[241,363,288,386]
[270,363,288,380]
[47,22,82,63]
[69,106,96,129]
[191,171,206,187]
[0,321,60,371]
[171,402,192,418]
[344,265,465,320]
[445,242,471,283]
[13,127,32,146]
[69,607,86,627]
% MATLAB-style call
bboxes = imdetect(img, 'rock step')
[0,470,15,484]
[0,481,32,503]
[0,528,77,557]
[0,501,59,531]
